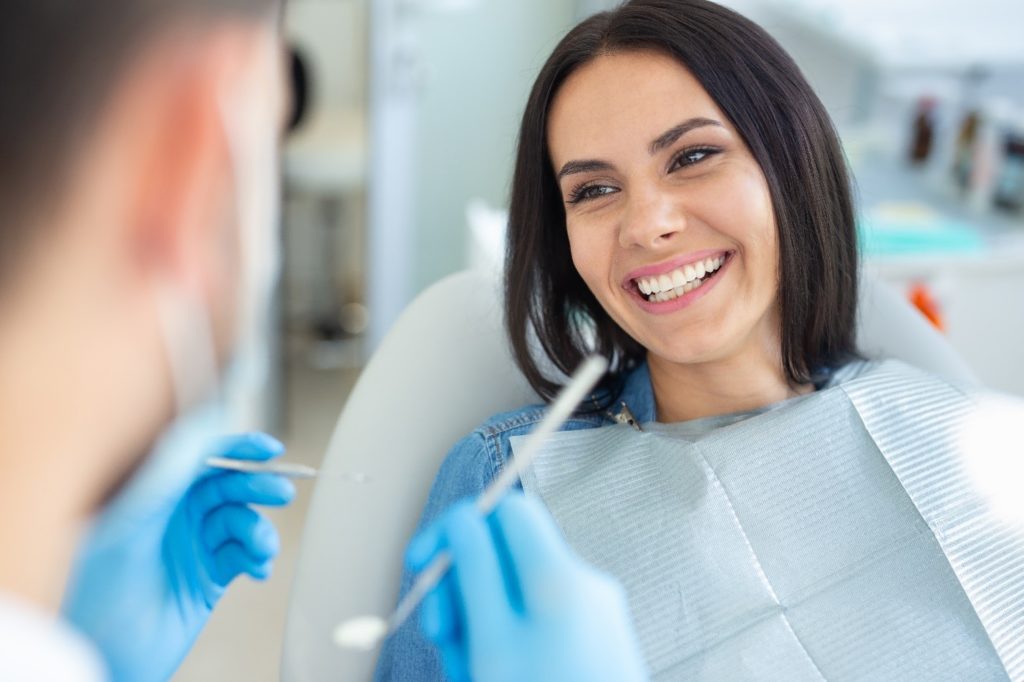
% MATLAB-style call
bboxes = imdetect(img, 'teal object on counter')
[858,205,986,256]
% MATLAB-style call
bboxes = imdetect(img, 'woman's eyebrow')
[556,117,724,181]
[557,159,615,181]
[649,117,723,155]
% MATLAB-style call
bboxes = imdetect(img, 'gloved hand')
[63,433,295,682]
[408,492,648,682]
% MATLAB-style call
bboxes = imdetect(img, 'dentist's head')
[0,1,285,580]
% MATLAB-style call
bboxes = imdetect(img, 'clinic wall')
[410,0,578,291]
[282,0,368,326]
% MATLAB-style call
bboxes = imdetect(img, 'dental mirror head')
[333,616,388,651]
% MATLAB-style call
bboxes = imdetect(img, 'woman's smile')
[623,249,735,313]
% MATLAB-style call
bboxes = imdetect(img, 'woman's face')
[548,50,781,368]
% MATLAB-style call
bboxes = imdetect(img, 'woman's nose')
[618,189,687,250]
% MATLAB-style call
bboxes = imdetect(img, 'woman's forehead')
[546,49,729,164]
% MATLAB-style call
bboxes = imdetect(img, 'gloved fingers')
[409,516,469,653]
[438,640,472,682]
[408,517,464,644]
[406,517,444,573]
[209,541,275,586]
[490,493,577,612]
[420,570,462,645]
[203,504,280,561]
[441,500,514,636]
[209,432,285,461]
[246,558,274,581]
[188,471,295,518]
[420,569,477,682]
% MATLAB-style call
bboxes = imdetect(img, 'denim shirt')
[373,364,656,681]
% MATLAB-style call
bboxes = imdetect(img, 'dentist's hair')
[0,1,279,277]
[505,0,859,401]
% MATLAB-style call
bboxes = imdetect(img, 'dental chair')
[280,269,976,681]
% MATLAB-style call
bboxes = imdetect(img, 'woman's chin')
[643,342,725,369]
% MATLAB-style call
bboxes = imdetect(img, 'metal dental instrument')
[333,354,609,651]
[608,401,643,431]
[205,456,319,480]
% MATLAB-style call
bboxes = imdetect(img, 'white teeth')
[635,253,729,302]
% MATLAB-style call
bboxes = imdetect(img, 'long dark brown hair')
[505,0,859,401]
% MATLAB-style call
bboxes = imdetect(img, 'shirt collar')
[615,361,656,424]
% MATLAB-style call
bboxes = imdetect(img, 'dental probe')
[205,456,319,480]
[333,354,610,651]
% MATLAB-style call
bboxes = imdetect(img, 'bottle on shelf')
[993,126,1024,215]
[909,97,937,166]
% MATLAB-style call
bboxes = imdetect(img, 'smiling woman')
[508,5,859,411]
[547,49,799,420]
[375,1,1024,680]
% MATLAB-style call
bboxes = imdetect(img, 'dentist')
[0,2,644,681]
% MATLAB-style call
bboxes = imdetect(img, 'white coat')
[0,593,105,681]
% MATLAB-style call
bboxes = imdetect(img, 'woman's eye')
[670,146,720,171]
[567,184,618,204]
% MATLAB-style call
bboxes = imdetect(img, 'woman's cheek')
[568,211,632,316]
[567,224,598,282]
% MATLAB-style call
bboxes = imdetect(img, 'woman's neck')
[647,346,812,423]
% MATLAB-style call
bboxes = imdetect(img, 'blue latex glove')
[408,492,648,682]
[63,433,295,682]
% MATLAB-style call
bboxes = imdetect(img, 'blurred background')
[175,0,1024,678]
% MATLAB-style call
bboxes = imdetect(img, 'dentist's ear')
[117,29,267,362]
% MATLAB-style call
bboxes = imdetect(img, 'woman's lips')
[623,248,732,284]
[626,251,734,314]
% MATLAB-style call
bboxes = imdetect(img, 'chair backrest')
[280,269,976,681]
[856,275,975,386]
